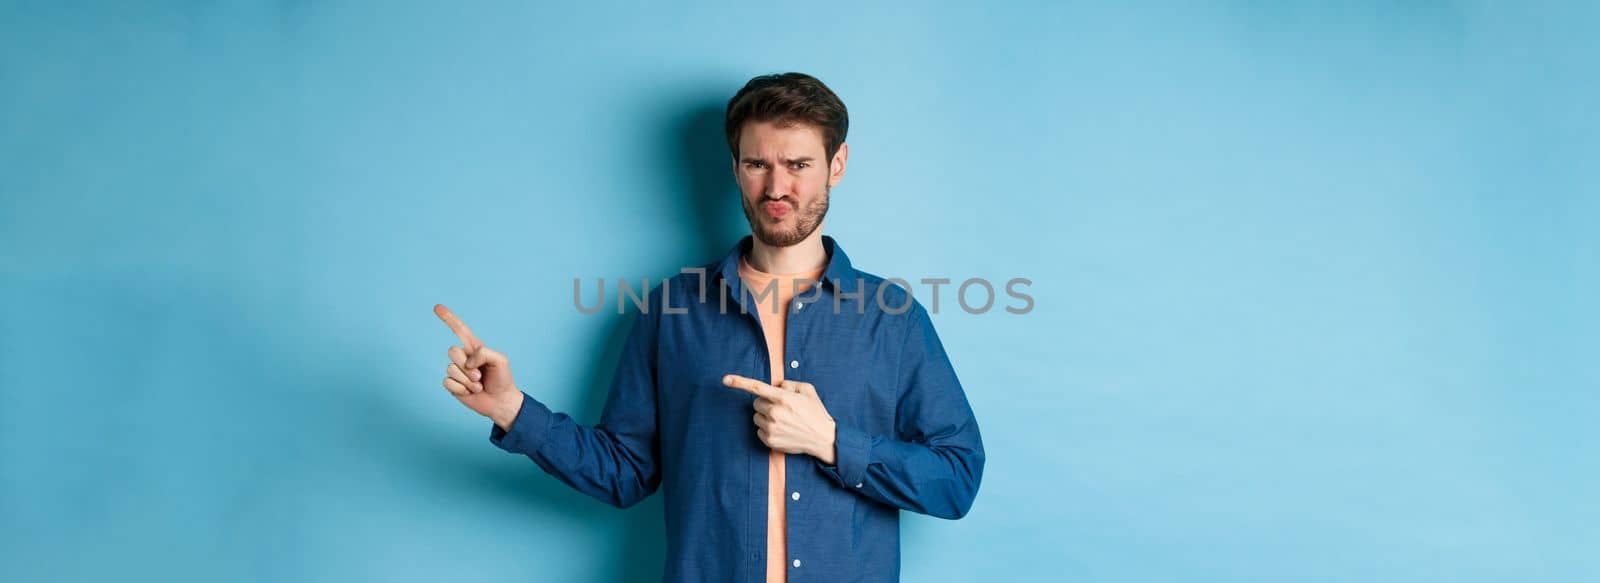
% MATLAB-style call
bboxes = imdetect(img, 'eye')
[791,162,809,170]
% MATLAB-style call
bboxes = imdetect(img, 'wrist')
[491,390,524,431]
[815,419,838,465]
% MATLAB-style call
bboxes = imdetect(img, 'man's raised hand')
[434,304,523,430]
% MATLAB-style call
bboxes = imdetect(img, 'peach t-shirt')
[737,254,825,583]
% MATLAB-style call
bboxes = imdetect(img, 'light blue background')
[3,1,1596,581]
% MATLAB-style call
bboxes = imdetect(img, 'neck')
[746,226,827,275]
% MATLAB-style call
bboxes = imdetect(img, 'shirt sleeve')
[488,306,662,509]
[817,301,986,519]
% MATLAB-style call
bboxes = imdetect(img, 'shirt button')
[855,482,863,488]
[792,491,800,501]
[793,559,801,568]
[796,301,805,310]
[790,360,799,369]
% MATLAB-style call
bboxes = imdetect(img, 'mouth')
[762,200,792,219]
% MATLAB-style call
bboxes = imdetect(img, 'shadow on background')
[363,92,743,582]
[4,80,748,582]
[664,94,747,264]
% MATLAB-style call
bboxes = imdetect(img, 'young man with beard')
[432,72,985,582]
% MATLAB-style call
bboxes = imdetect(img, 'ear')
[828,142,849,188]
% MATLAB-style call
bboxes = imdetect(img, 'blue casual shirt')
[489,235,986,582]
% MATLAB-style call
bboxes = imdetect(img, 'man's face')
[734,120,847,248]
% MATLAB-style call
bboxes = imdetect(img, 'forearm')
[820,422,985,520]
[488,391,662,509]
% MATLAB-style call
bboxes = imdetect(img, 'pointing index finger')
[722,374,781,400]
[433,304,483,350]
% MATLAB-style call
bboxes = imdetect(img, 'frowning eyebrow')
[740,156,816,165]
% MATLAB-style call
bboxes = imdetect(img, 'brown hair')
[725,72,849,164]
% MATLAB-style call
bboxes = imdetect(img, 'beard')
[742,185,830,248]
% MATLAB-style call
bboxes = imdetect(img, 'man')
[433,72,984,582]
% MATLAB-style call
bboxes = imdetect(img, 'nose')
[765,170,794,200]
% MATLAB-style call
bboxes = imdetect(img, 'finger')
[434,304,483,351]
[446,364,481,392]
[448,346,482,381]
[753,411,769,427]
[753,398,774,415]
[465,346,506,371]
[446,363,469,383]
[722,374,781,400]
[443,377,470,396]
[779,380,812,394]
